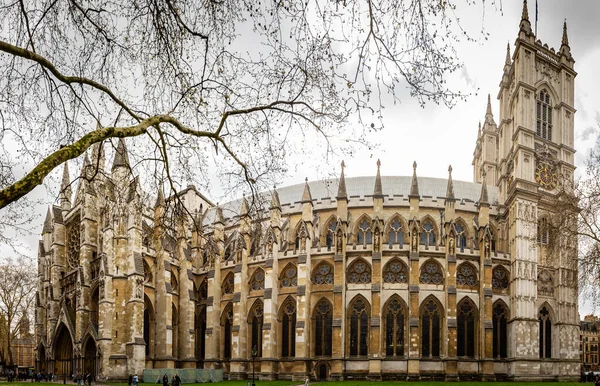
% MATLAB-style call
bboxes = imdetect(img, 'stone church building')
[35,2,580,381]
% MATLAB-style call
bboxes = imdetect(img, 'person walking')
[162,373,169,386]
[133,374,138,386]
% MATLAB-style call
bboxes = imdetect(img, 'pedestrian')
[133,374,138,386]
[162,373,169,386]
[304,375,309,386]
[128,374,133,386]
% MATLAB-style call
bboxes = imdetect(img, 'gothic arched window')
[249,268,265,291]
[348,297,370,356]
[421,298,441,358]
[326,221,337,251]
[280,264,298,288]
[314,299,333,356]
[455,223,467,252]
[249,301,264,357]
[388,219,404,247]
[457,299,477,358]
[281,298,296,358]
[537,89,553,141]
[357,219,372,246]
[493,301,508,359]
[537,218,550,245]
[222,304,233,359]
[384,297,406,357]
[419,260,444,285]
[347,259,371,284]
[538,306,552,359]
[420,220,436,246]
[383,259,408,284]
[222,272,235,295]
[456,263,478,289]
[312,261,334,285]
[492,266,510,292]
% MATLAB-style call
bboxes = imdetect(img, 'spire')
[484,94,496,126]
[337,161,347,199]
[480,170,489,206]
[60,162,72,203]
[111,138,131,171]
[446,165,455,201]
[505,42,511,66]
[519,0,532,34]
[562,19,569,47]
[301,177,312,203]
[240,194,249,217]
[373,159,383,197]
[154,185,165,208]
[270,186,281,210]
[42,208,52,234]
[409,161,419,198]
[91,141,105,173]
[521,0,529,22]
[214,205,224,225]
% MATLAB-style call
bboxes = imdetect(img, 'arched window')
[143,260,153,284]
[312,262,334,285]
[314,299,333,356]
[457,299,477,358]
[419,260,444,285]
[222,272,235,295]
[538,270,554,297]
[348,297,370,356]
[536,89,553,141]
[170,273,179,292]
[281,298,296,358]
[493,301,508,359]
[222,304,233,360]
[537,218,550,245]
[280,264,298,287]
[421,297,441,358]
[347,259,371,284]
[384,297,406,357]
[455,223,467,252]
[357,219,372,246]
[383,259,408,284]
[249,301,264,357]
[388,218,404,247]
[456,263,478,289]
[249,268,265,291]
[326,221,337,251]
[538,306,552,359]
[420,220,436,246]
[492,266,510,292]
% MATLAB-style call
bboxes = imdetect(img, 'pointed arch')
[223,231,238,261]
[322,214,339,251]
[82,334,97,377]
[385,214,407,247]
[420,295,443,358]
[419,259,444,285]
[346,257,372,284]
[172,302,179,358]
[492,300,509,359]
[312,260,334,285]
[249,267,266,291]
[382,258,408,284]
[53,323,73,376]
[248,299,264,357]
[197,277,208,303]
[313,297,333,357]
[383,295,408,357]
[347,295,371,356]
[452,218,469,252]
[420,215,438,247]
[353,213,373,246]
[538,303,554,359]
[280,262,298,288]
[222,271,235,294]
[456,262,479,289]
[457,297,478,358]
[293,219,310,251]
[195,304,207,362]
[279,296,297,358]
[492,265,510,292]
[143,259,153,284]
[221,303,234,360]
[144,294,155,356]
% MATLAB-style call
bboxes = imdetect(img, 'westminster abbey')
[35,2,580,382]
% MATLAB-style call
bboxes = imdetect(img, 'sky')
[4,0,600,315]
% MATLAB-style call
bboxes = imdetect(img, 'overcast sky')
[6,0,600,315]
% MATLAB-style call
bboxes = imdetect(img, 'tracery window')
[538,270,554,297]
[456,263,478,289]
[249,268,265,291]
[383,259,408,284]
[420,220,436,246]
[143,261,153,284]
[197,280,208,303]
[313,262,334,285]
[280,264,298,287]
[492,266,509,291]
[170,273,178,292]
[348,297,370,356]
[388,219,404,247]
[66,218,81,270]
[347,259,371,284]
[455,223,467,252]
[457,300,477,358]
[281,299,296,357]
[493,301,508,359]
[384,297,406,356]
[326,221,337,250]
[222,304,233,359]
[537,218,550,245]
[419,260,443,285]
[536,89,553,141]
[539,306,552,359]
[357,219,372,246]
[421,298,441,358]
[249,301,264,357]
[314,299,333,356]
[222,273,235,295]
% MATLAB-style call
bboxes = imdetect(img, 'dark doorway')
[317,363,328,381]
[38,346,47,373]
[83,338,97,377]
[54,325,73,376]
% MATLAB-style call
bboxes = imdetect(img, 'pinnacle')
[446,165,455,201]
[505,42,511,66]
[154,185,166,208]
[112,138,131,171]
[42,207,52,234]
[562,19,569,47]
[214,205,225,225]
[373,159,383,197]
[270,186,281,210]
[301,177,313,203]
[521,0,529,22]
[60,162,72,202]
[240,194,249,216]
[480,170,489,206]
[337,160,348,199]
[409,161,419,198]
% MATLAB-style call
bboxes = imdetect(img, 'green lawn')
[0,382,589,386]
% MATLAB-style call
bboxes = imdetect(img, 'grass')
[0,381,587,386]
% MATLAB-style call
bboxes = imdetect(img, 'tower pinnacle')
[373,159,383,197]
[112,138,131,171]
[446,165,455,201]
[409,161,419,198]
[337,161,347,199]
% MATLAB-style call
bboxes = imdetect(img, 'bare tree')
[0,1,498,227]
[0,262,36,366]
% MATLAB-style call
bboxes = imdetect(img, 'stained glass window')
[388,219,404,247]
[538,306,552,358]
[492,266,509,291]
[357,219,372,246]
[326,221,337,250]
[456,263,478,289]
[420,221,436,246]
[385,298,405,356]
[457,300,476,357]
[312,262,334,285]
[250,301,263,357]
[222,305,233,359]
[493,302,508,359]
[419,260,443,285]
[455,223,467,252]
[281,299,296,357]
[280,264,298,287]
[349,298,369,356]
[222,272,235,294]
[347,259,371,284]
[250,268,265,291]
[421,298,441,358]
[383,259,408,284]
[314,299,333,356]
[536,90,553,141]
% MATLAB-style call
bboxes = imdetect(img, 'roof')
[203,175,499,224]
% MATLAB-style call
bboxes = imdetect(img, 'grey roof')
[203,176,499,225]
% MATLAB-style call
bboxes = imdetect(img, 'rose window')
[420,261,443,285]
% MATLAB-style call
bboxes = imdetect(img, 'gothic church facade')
[35,2,580,381]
